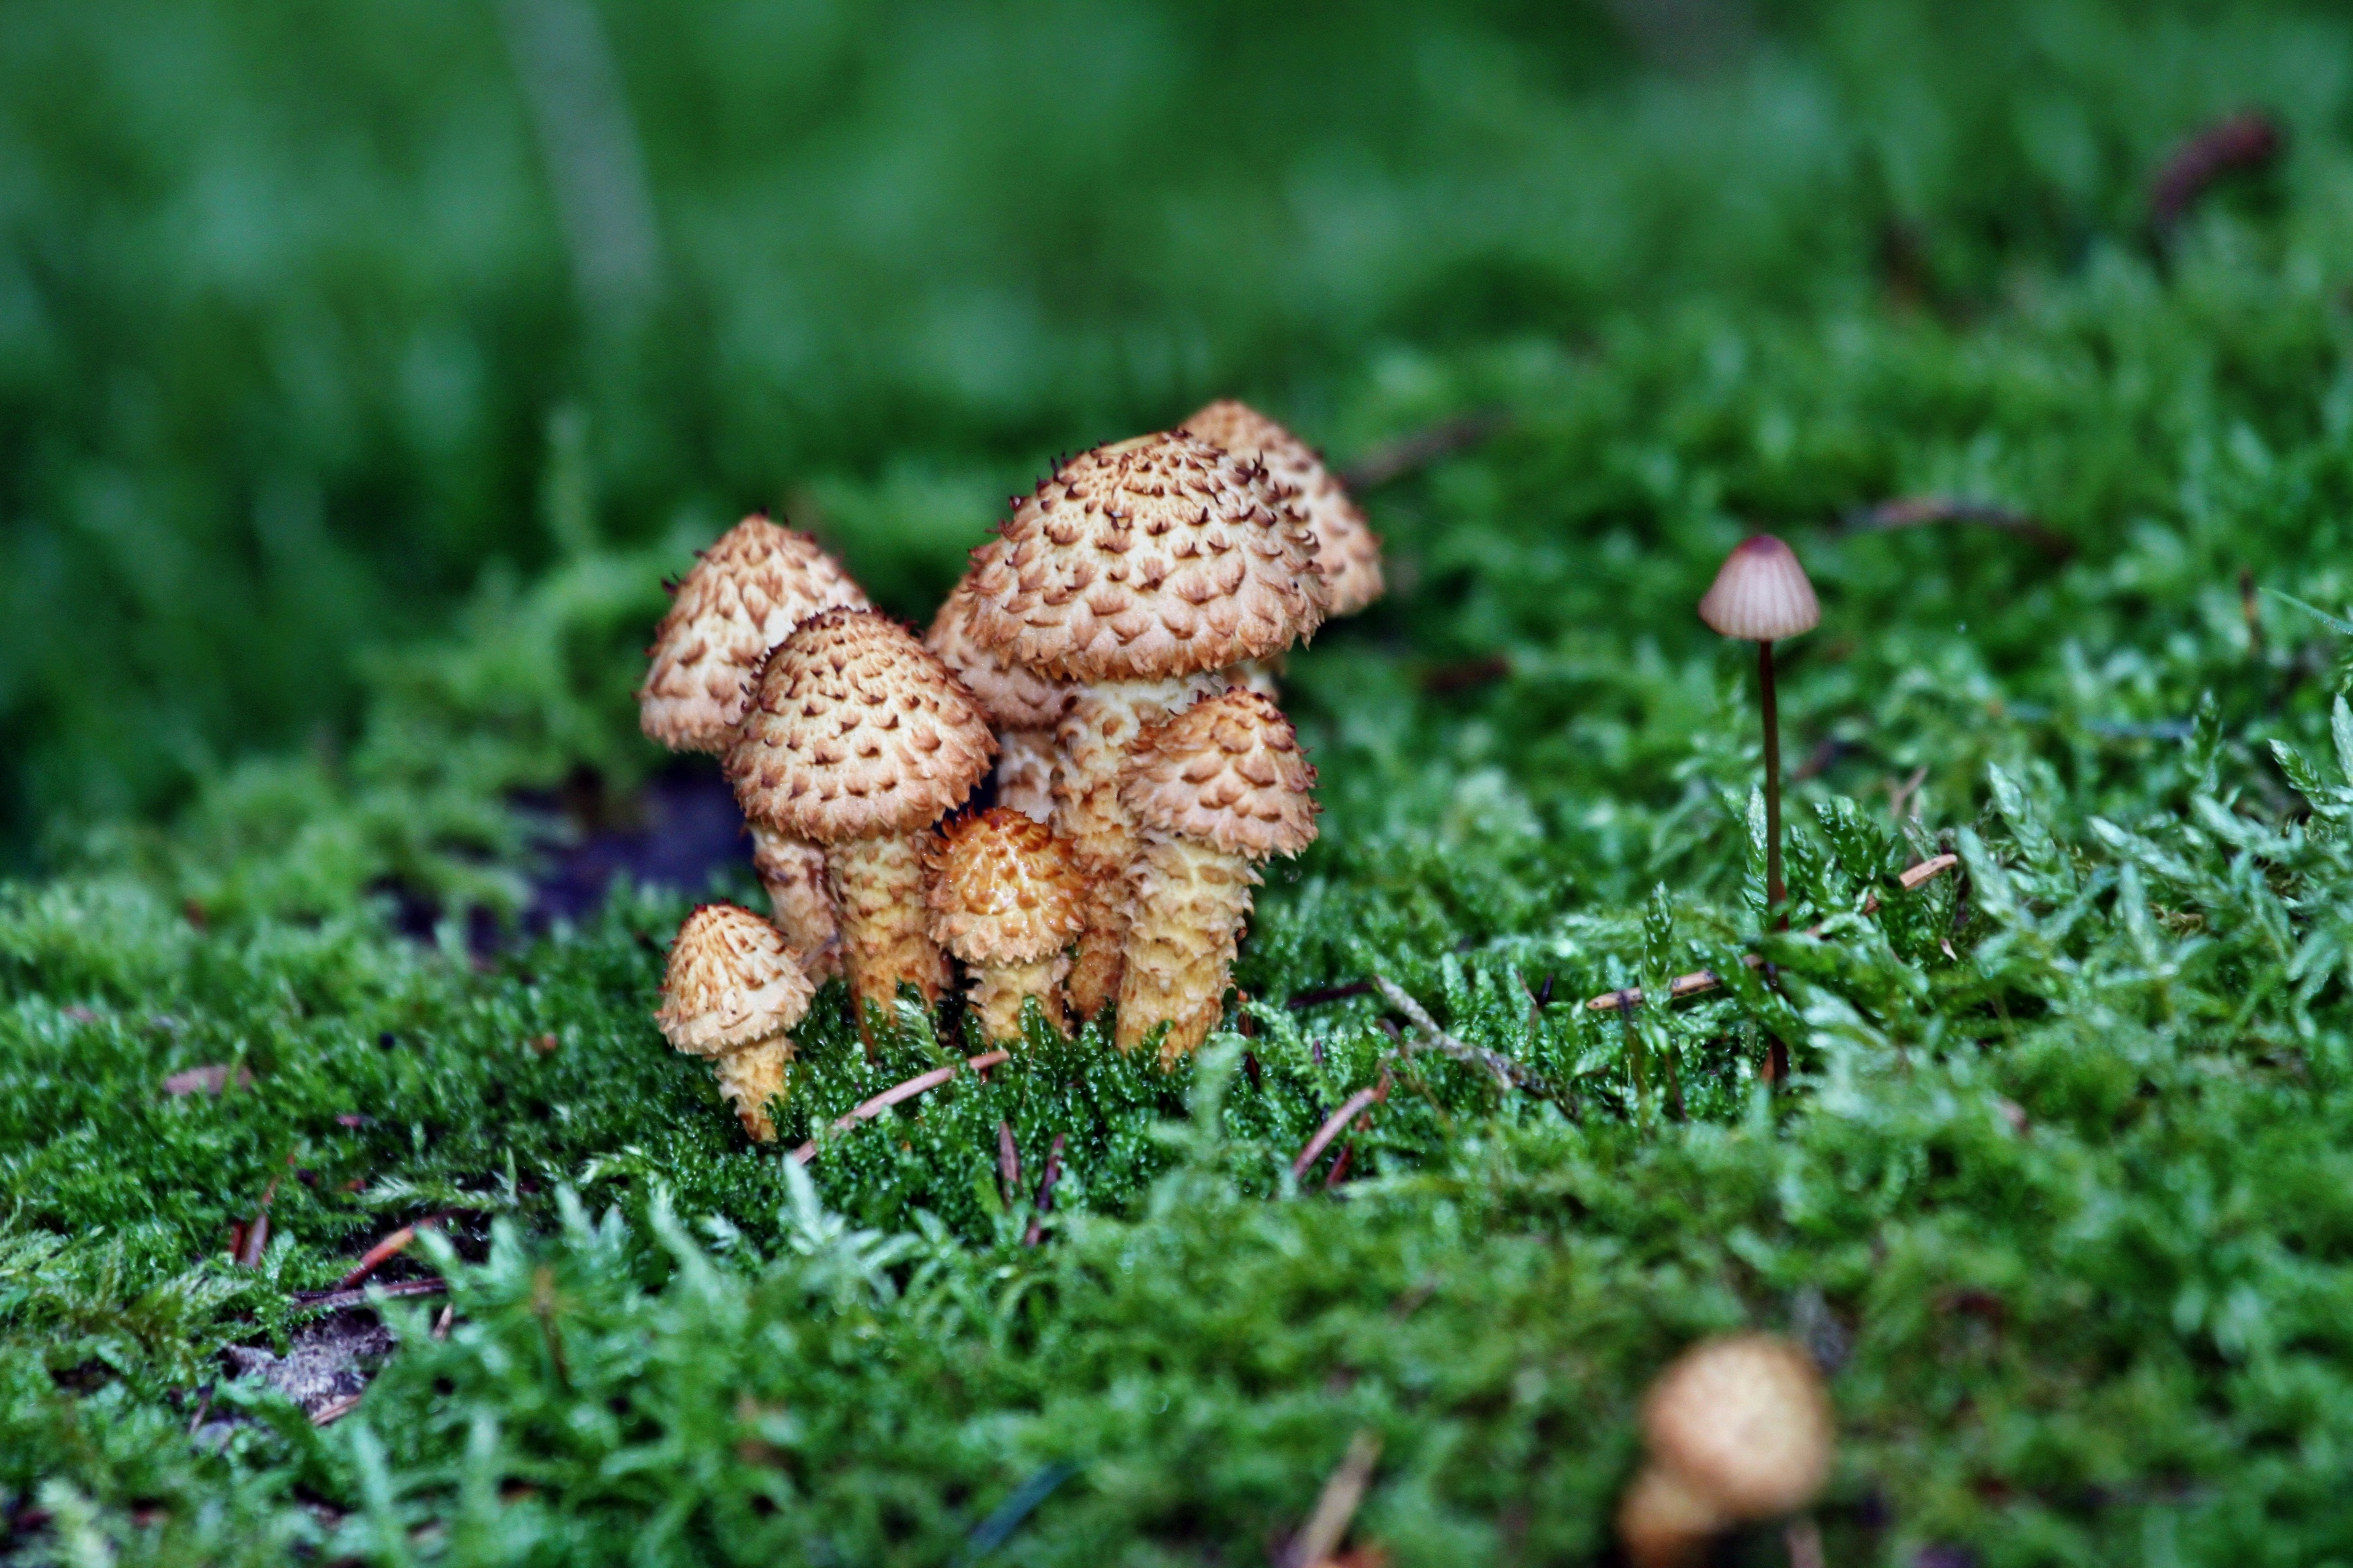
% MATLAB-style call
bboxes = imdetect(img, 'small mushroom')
[725,608,995,1038]
[1697,536,1820,927]
[637,513,869,978]
[926,807,1089,1040]
[654,903,816,1142]
[1617,1333,1834,1568]
[1181,399,1385,618]
[1116,688,1318,1061]
[964,432,1326,1020]
[926,548,1072,823]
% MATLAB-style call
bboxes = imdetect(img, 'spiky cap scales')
[1697,535,1820,643]
[926,807,1089,965]
[1181,399,1384,616]
[725,608,996,843]
[655,904,815,1057]
[963,432,1326,683]
[1121,688,1318,859]
[1640,1333,1834,1520]
[637,515,871,753]
[926,550,1071,731]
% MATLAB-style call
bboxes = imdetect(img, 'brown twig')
[1023,1134,1067,1247]
[1283,1430,1384,1568]
[1337,410,1510,491]
[292,1276,449,1315]
[1419,655,1512,695]
[996,1121,1022,1207]
[1585,854,1960,1011]
[235,1155,298,1268]
[1287,981,1377,1009]
[1293,1076,1391,1179]
[333,1214,449,1292]
[1371,975,1518,1087]
[1844,496,2074,561]
[789,1050,1012,1163]
[310,1393,365,1428]
[2151,110,2284,237]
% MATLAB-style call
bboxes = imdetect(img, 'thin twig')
[1293,1076,1390,1179]
[334,1214,448,1292]
[1283,1430,1383,1568]
[1287,981,1377,1009]
[789,1050,1012,1164]
[310,1393,365,1428]
[1843,495,2074,560]
[996,1121,1022,1207]
[2150,110,2284,238]
[292,1277,449,1315]
[1370,975,1517,1087]
[1337,409,1510,491]
[1585,854,1960,1011]
[1023,1134,1067,1247]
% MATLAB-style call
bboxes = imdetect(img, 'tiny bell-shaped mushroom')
[1115,688,1318,1061]
[1617,1333,1834,1568]
[654,903,817,1143]
[926,808,1089,1040]
[1698,534,1820,936]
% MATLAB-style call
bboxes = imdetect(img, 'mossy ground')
[15,3,2353,1563]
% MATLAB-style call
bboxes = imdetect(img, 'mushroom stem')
[709,1036,792,1143]
[1616,1462,1724,1568]
[992,727,1058,823]
[1115,837,1257,1061]
[1759,639,1786,926]
[748,822,842,980]
[967,954,1071,1041]
[1055,675,1224,1018]
[830,831,949,1038]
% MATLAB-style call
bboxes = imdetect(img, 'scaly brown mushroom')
[637,513,869,978]
[1617,1334,1835,1567]
[963,432,1325,1020]
[725,608,995,1038]
[926,807,1088,1040]
[926,547,1070,823]
[1181,399,1384,618]
[654,903,816,1142]
[1116,688,1318,1061]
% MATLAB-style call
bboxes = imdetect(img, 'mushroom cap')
[655,903,815,1056]
[1121,688,1318,859]
[1181,399,1384,617]
[963,431,1327,683]
[1697,536,1820,643]
[925,807,1089,965]
[926,550,1072,731]
[1640,1333,1834,1521]
[638,515,871,753]
[725,608,996,843]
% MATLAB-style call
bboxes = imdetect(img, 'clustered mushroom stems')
[1617,1334,1833,1568]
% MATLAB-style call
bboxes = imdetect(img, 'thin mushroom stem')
[1759,638,1785,927]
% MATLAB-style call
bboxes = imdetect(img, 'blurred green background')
[1,0,2342,866]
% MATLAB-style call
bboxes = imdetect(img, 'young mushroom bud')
[725,608,995,1040]
[926,808,1088,1040]
[1618,1333,1835,1568]
[926,550,1072,823]
[637,514,870,979]
[654,903,817,1143]
[963,432,1326,1020]
[1115,688,1318,1061]
[1181,399,1384,622]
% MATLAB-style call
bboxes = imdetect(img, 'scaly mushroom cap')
[926,807,1089,965]
[655,904,815,1057]
[1121,688,1318,859]
[1181,400,1384,617]
[726,608,996,843]
[638,515,871,753]
[926,551,1071,731]
[964,431,1327,683]
[1641,1334,1834,1521]
[1697,535,1821,643]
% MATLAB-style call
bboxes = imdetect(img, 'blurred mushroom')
[1618,1333,1834,1567]
[637,513,869,977]
[1116,688,1318,1060]
[926,807,1089,1040]
[1181,399,1385,618]
[725,608,995,1037]
[1698,536,1819,926]
[655,903,816,1142]
[927,548,1072,823]
[965,431,1325,1020]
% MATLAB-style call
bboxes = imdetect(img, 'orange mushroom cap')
[925,807,1089,965]
[1121,688,1319,860]
[655,904,815,1057]
[1181,399,1384,617]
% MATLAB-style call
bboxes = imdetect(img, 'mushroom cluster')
[643,403,1378,1139]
